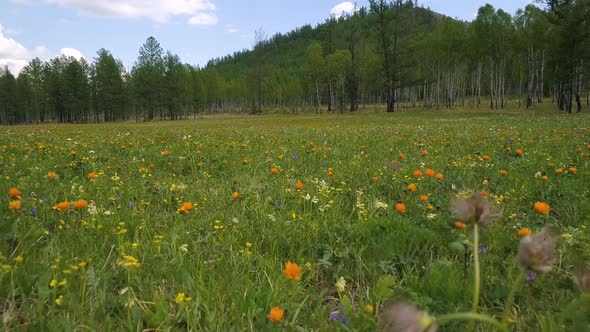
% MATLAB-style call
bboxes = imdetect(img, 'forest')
[0,0,589,124]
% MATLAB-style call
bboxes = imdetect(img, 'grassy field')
[1,110,589,331]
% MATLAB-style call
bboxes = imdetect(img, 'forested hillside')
[0,0,589,124]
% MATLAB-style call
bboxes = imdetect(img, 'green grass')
[1,110,589,331]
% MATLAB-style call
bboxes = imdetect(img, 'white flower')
[426,213,437,220]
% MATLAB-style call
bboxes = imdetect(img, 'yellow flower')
[14,255,24,262]
[55,295,64,306]
[175,292,187,304]
[49,279,58,288]
[118,255,141,269]
[8,200,21,210]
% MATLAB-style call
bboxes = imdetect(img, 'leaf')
[374,275,396,300]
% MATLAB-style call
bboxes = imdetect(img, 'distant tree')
[132,36,164,120]
[253,28,267,113]
[305,42,325,112]
[0,67,17,125]
[95,48,126,122]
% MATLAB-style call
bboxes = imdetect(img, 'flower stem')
[436,312,507,331]
[469,224,481,332]
[502,268,524,324]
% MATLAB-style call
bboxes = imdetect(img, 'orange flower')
[555,168,563,174]
[465,155,472,161]
[372,176,379,182]
[500,170,508,176]
[398,153,405,160]
[271,167,280,174]
[412,170,422,178]
[243,159,249,165]
[74,199,88,209]
[9,200,21,210]
[515,149,523,156]
[53,201,71,212]
[48,172,58,179]
[87,172,97,179]
[568,167,577,175]
[295,181,304,191]
[482,155,490,161]
[162,150,170,156]
[177,202,193,214]
[425,169,435,177]
[268,306,285,323]
[419,195,428,203]
[9,188,22,198]
[421,150,429,156]
[231,192,239,200]
[395,203,406,214]
[407,183,417,192]
[435,173,443,180]
[454,221,467,229]
[518,228,533,238]
[282,261,302,281]
[534,201,551,215]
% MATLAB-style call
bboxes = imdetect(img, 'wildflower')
[282,261,302,281]
[14,255,23,262]
[87,172,97,179]
[425,169,435,177]
[9,188,22,198]
[372,176,379,182]
[421,150,429,156]
[271,167,279,174]
[335,276,346,292]
[379,302,437,332]
[49,279,58,288]
[420,195,428,203]
[295,181,304,191]
[53,201,71,212]
[268,306,285,323]
[518,227,555,273]
[365,304,374,315]
[55,295,64,306]
[9,200,21,210]
[231,192,239,200]
[527,272,536,282]
[450,192,501,226]
[435,173,443,180]
[329,307,349,324]
[48,172,58,179]
[518,228,533,238]
[533,201,551,215]
[555,168,564,174]
[568,167,577,175]
[398,153,405,159]
[407,183,417,192]
[118,255,141,269]
[412,170,423,177]
[74,199,88,209]
[500,170,508,176]
[482,155,490,161]
[175,292,192,304]
[515,149,523,156]
[177,201,193,214]
[455,221,467,229]
[395,203,406,214]
[162,150,170,156]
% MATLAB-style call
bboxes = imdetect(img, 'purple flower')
[478,245,487,254]
[128,201,135,208]
[329,309,349,324]
[291,152,298,160]
[527,272,536,283]
[31,206,37,215]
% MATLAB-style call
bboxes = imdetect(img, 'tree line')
[0,0,589,124]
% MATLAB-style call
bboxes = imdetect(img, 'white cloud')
[330,2,358,18]
[47,0,217,24]
[188,12,218,25]
[60,47,84,60]
[0,24,34,74]
[225,24,238,33]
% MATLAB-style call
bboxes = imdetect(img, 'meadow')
[1,110,589,331]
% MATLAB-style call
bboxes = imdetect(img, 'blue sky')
[0,0,533,74]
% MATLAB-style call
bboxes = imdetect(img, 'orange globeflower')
[500,170,508,176]
[420,195,428,203]
[177,202,193,214]
[395,203,406,214]
[271,167,280,174]
[53,201,71,212]
[398,153,405,160]
[231,192,239,200]
[9,188,22,198]
[568,167,577,175]
[48,172,58,179]
[518,228,533,238]
[482,155,490,161]
[162,150,170,156]
[555,168,564,174]
[407,183,417,192]
[454,221,467,229]
[9,200,21,210]
[425,169,435,177]
[435,173,444,180]
[268,306,285,323]
[515,149,523,156]
[421,150,429,156]
[74,199,88,209]
[282,261,302,281]
[295,181,304,191]
[534,201,551,215]
[372,176,379,182]
[87,172,97,179]
[412,170,423,177]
